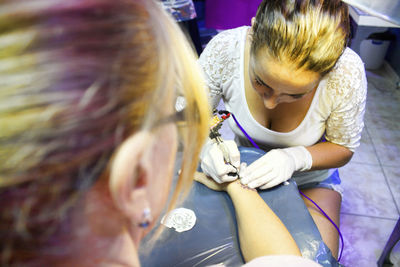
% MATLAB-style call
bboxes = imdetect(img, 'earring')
[138,208,152,228]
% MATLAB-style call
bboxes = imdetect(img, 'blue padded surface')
[139,147,338,266]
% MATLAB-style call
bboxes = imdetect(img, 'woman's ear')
[108,125,177,244]
[251,17,255,28]
[109,131,153,225]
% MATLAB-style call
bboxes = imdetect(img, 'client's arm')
[194,172,301,262]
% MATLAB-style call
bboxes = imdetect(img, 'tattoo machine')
[209,109,238,177]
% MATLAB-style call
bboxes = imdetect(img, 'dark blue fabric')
[323,169,341,185]
[139,147,338,266]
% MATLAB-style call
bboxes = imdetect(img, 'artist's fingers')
[247,176,270,189]
[258,177,282,189]
[209,145,235,176]
[225,140,240,168]
[220,173,238,183]
[238,162,247,176]
[201,151,225,183]
[245,163,280,188]
[244,155,269,173]
[241,164,274,185]
[258,169,286,189]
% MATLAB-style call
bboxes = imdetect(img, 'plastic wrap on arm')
[139,147,339,267]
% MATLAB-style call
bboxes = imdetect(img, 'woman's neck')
[52,179,141,266]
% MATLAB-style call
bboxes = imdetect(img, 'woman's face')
[249,52,321,109]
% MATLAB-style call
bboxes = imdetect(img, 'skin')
[194,172,301,262]
[53,119,178,266]
[243,28,351,259]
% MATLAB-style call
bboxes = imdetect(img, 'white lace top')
[198,26,367,185]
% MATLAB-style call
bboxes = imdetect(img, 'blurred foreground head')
[0,0,209,265]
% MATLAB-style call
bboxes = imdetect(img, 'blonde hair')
[0,0,209,263]
[251,0,349,76]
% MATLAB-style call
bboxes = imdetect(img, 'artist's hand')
[240,146,313,189]
[199,139,240,183]
[195,164,249,192]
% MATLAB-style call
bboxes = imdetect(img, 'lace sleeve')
[325,49,367,152]
[198,29,240,108]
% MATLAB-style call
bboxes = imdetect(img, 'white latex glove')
[200,139,240,183]
[240,146,312,189]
